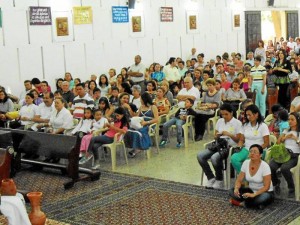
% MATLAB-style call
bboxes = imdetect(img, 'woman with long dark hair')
[98,97,114,119]
[269,112,300,199]
[86,107,129,169]
[98,74,111,97]
[231,104,270,174]
[273,49,292,108]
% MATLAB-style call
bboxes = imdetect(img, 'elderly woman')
[231,104,270,174]
[125,92,159,158]
[45,97,73,134]
[0,90,14,127]
[194,78,222,141]
[153,87,170,116]
[197,103,242,189]
[131,85,142,109]
[229,144,274,209]
[269,112,300,198]
[223,78,247,111]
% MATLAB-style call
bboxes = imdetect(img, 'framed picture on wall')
[52,11,74,42]
[129,10,144,37]
[186,11,199,34]
[232,11,243,31]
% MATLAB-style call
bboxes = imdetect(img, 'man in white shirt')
[189,47,197,60]
[128,55,146,92]
[194,53,205,68]
[176,77,200,107]
[163,57,181,85]
[245,51,254,66]
[227,65,237,82]
[31,92,55,131]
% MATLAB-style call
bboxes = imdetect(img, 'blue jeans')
[162,118,185,143]
[87,135,114,160]
[229,187,274,208]
[197,148,223,180]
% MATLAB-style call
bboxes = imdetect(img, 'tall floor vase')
[27,192,46,225]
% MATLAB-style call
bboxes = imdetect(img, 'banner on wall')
[160,7,173,22]
[29,6,52,25]
[112,6,129,23]
[73,6,93,24]
[52,11,74,42]
[232,11,243,31]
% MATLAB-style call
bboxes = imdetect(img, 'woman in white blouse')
[231,104,270,174]
[269,112,300,198]
[19,93,39,128]
[48,98,73,134]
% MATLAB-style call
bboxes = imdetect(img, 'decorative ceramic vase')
[27,192,47,225]
[1,178,17,196]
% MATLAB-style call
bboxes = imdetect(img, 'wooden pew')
[1,128,100,189]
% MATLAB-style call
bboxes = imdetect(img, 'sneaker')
[176,142,182,148]
[206,178,216,189]
[91,164,100,170]
[288,189,295,199]
[159,140,167,147]
[79,154,93,165]
[212,180,224,189]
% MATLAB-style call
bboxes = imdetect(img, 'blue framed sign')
[112,6,129,23]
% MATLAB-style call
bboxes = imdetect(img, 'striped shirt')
[71,94,94,119]
[250,65,266,81]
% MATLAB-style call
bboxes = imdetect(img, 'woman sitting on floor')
[197,103,242,189]
[229,144,274,210]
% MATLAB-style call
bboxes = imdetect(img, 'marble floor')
[98,132,300,225]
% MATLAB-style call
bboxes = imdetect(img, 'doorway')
[245,10,299,53]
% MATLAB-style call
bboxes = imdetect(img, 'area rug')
[0,216,70,225]
[11,168,300,225]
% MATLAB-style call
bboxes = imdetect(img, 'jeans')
[251,81,267,117]
[269,154,299,190]
[229,187,274,208]
[161,118,185,143]
[197,148,223,181]
[87,135,114,160]
[231,147,249,174]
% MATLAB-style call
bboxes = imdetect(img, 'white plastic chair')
[199,140,232,190]
[207,109,220,134]
[101,132,128,171]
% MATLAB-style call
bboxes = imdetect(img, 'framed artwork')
[232,11,243,31]
[186,11,199,34]
[52,11,74,42]
[56,17,69,36]
[129,11,144,37]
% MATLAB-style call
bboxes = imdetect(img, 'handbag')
[268,143,292,163]
[9,119,22,129]
[129,117,144,130]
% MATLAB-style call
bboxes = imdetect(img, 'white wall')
[0,0,299,97]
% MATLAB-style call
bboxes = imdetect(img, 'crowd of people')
[1,37,300,209]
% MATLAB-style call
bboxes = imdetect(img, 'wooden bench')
[1,128,100,189]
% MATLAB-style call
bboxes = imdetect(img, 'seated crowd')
[1,41,300,209]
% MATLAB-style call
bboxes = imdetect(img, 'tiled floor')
[98,132,300,224]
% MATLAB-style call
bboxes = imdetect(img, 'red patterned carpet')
[10,168,300,225]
